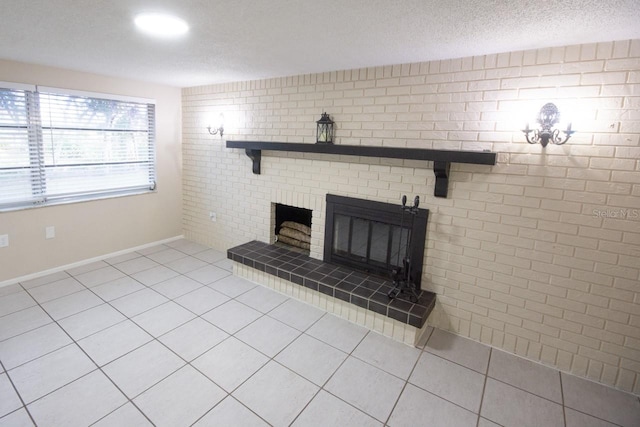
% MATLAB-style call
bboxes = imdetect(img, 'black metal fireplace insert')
[324,194,428,287]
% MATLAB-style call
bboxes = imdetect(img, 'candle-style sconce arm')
[207,125,224,138]
[522,103,574,147]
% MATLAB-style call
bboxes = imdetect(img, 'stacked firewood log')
[277,221,311,250]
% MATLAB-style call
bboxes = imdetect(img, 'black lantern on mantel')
[316,112,334,144]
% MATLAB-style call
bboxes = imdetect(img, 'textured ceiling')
[1,0,639,88]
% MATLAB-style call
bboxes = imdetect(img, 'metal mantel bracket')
[433,161,451,198]
[245,149,261,174]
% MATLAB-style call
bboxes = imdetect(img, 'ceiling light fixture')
[134,13,189,38]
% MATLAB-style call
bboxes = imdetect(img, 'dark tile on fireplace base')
[300,258,322,267]
[389,298,413,312]
[277,269,291,281]
[265,265,278,276]
[351,295,369,310]
[281,262,299,272]
[369,300,388,316]
[369,291,390,305]
[321,276,342,287]
[408,314,422,328]
[377,284,394,296]
[228,241,436,329]
[388,307,409,324]
[350,272,369,282]
[269,259,286,268]
[315,264,337,275]
[287,258,307,267]
[232,247,252,256]
[343,274,366,287]
[303,278,318,291]
[334,288,351,303]
[296,262,315,270]
[328,269,349,280]
[318,283,334,297]
[359,280,382,292]
[352,285,375,299]
[306,271,325,281]
[292,267,313,277]
[410,304,427,318]
[337,282,358,294]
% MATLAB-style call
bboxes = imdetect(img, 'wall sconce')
[316,112,334,144]
[207,113,224,138]
[522,103,574,147]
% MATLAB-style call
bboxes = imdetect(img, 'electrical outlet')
[209,212,217,222]
[0,234,8,248]
[46,226,55,239]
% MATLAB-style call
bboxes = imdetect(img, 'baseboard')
[0,235,184,288]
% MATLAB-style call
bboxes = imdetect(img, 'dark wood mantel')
[226,140,497,198]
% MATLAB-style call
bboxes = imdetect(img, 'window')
[0,82,156,211]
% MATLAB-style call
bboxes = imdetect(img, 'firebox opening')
[274,203,312,254]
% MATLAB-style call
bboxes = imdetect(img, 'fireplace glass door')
[325,194,428,285]
[332,214,410,272]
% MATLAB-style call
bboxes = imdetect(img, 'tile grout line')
[378,327,501,425]
[89,251,240,421]
[0,359,39,426]
[207,291,378,426]
[486,374,567,408]
[382,327,433,427]
[51,284,162,426]
[290,327,376,426]
[77,247,229,424]
[1,244,221,426]
[559,370,567,427]
[188,394,271,427]
[422,343,575,409]
[7,284,157,427]
[205,294,325,424]
[186,282,318,427]
[74,245,236,425]
[17,263,426,427]
[116,253,278,426]
[476,347,492,427]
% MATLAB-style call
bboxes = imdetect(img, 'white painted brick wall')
[182,39,640,394]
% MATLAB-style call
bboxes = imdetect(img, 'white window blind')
[0,83,156,211]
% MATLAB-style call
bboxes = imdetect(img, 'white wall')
[0,60,183,282]
[181,40,640,394]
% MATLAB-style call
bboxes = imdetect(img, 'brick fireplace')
[227,192,436,345]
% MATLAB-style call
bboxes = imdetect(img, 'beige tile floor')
[1,239,639,426]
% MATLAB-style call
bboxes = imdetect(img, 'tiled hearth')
[228,240,436,345]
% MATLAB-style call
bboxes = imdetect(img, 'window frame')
[0,82,157,212]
